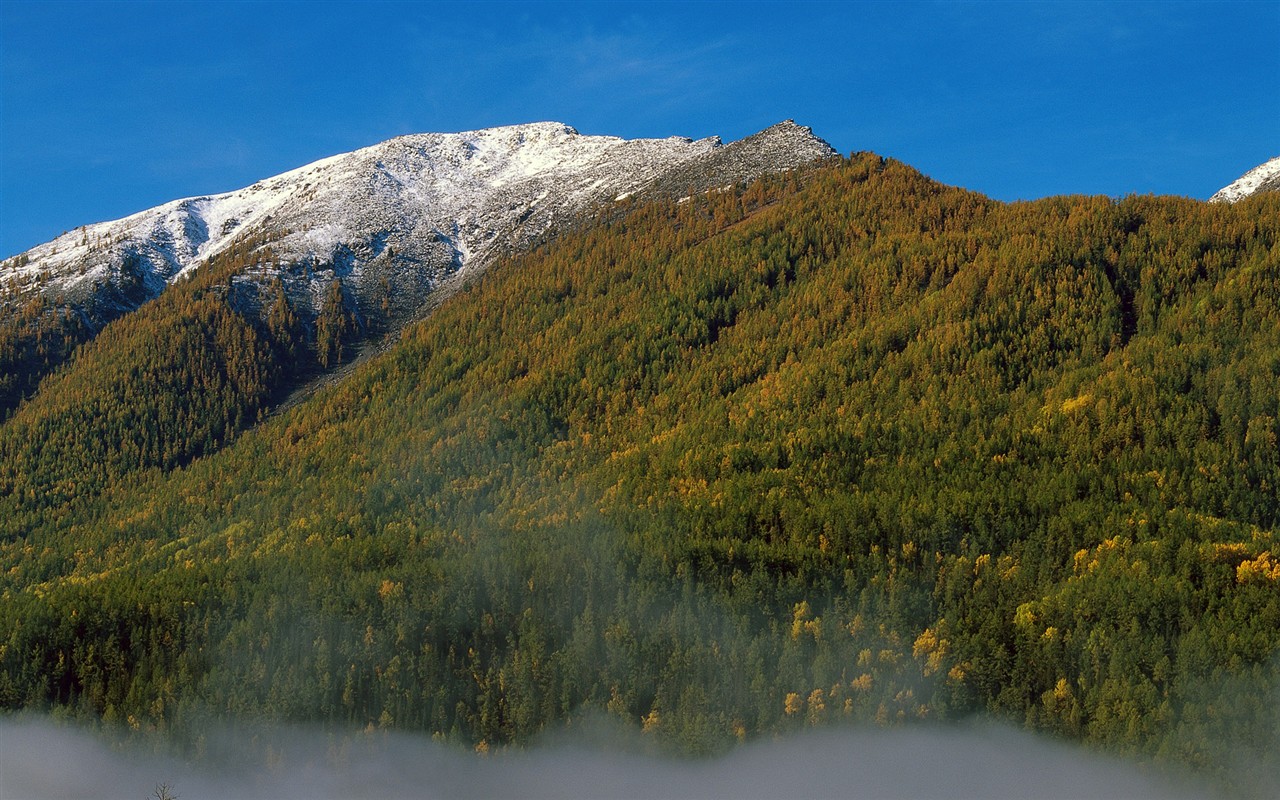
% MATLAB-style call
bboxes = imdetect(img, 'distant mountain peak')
[1210,155,1280,202]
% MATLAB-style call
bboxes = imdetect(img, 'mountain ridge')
[0,120,836,419]
[1,121,836,326]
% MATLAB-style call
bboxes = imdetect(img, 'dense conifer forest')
[1,155,1277,790]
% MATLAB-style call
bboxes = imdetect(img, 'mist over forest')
[2,714,1236,800]
[2,154,1279,798]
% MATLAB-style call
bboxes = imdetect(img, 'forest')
[1,154,1277,793]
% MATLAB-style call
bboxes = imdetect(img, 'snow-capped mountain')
[1,121,836,330]
[1210,155,1280,203]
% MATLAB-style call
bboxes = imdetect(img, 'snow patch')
[1210,155,1280,203]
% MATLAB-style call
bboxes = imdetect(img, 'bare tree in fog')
[150,782,178,800]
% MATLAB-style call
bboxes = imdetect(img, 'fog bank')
[2,715,1239,800]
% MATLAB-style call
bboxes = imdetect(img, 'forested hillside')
[2,155,1277,791]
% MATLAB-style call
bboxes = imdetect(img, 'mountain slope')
[0,121,836,420]
[2,155,1277,790]
[1210,154,1280,202]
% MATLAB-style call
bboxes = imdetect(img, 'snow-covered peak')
[1,120,835,327]
[1210,155,1280,203]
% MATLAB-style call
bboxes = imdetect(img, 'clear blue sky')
[2,0,1277,258]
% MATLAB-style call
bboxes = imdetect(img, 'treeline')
[0,236,366,535]
[1,156,1277,791]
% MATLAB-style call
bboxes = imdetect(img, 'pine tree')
[316,278,353,368]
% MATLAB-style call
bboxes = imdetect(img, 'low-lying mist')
[2,714,1244,800]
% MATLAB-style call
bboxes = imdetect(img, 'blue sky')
[2,0,1277,258]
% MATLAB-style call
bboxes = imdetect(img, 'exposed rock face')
[646,120,838,198]
[1210,155,1280,203]
[1,121,837,334]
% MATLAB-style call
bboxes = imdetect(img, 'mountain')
[0,121,834,421]
[1210,154,1280,202]
[1,121,834,326]
[2,141,1278,793]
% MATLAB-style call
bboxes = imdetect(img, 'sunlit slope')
[0,240,313,533]
[0,121,834,422]
[2,156,1277,784]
